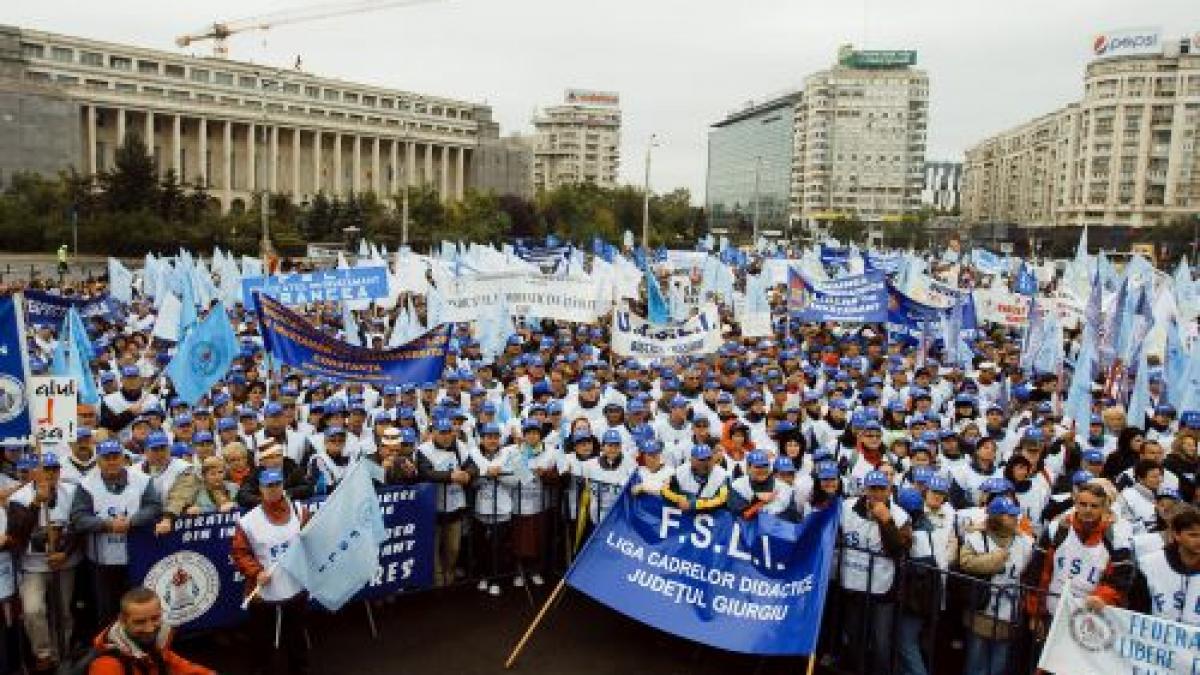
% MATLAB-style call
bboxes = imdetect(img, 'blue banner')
[566,489,839,655]
[788,270,887,323]
[242,268,390,309]
[887,286,945,346]
[257,293,448,386]
[23,291,114,328]
[819,244,850,267]
[0,296,31,443]
[128,484,436,631]
[864,251,902,275]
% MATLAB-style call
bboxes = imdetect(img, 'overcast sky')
[9,1,1196,203]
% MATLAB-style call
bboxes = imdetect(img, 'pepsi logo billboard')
[1092,28,1162,58]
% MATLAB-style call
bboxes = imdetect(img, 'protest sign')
[789,270,888,323]
[611,304,723,359]
[23,291,113,328]
[242,267,390,309]
[974,287,1036,328]
[0,296,31,444]
[440,273,603,324]
[29,376,76,446]
[257,294,448,386]
[1039,591,1200,675]
[565,489,839,655]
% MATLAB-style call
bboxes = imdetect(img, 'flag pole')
[503,577,567,670]
[804,653,816,675]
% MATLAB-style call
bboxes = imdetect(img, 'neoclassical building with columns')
[1,25,493,211]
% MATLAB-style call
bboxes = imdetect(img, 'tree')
[158,169,185,223]
[99,135,158,213]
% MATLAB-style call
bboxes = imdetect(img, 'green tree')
[99,135,159,213]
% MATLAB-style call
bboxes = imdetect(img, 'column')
[116,107,126,147]
[440,145,450,202]
[406,140,416,188]
[198,117,208,187]
[246,122,256,191]
[352,135,362,193]
[423,143,433,187]
[371,137,381,195]
[333,133,343,195]
[223,120,232,200]
[389,139,399,196]
[455,146,465,200]
[144,110,154,157]
[86,105,97,175]
[292,128,301,202]
[171,114,182,177]
[269,125,279,193]
[313,130,322,194]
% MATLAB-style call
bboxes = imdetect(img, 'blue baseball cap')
[746,451,770,468]
[120,365,140,378]
[987,497,1022,517]
[97,440,124,456]
[217,417,237,432]
[774,457,796,473]
[863,470,890,489]
[1157,488,1181,501]
[638,439,663,455]
[690,444,713,460]
[170,442,192,458]
[193,431,214,444]
[324,425,347,437]
[897,487,924,513]
[1071,470,1095,486]
[816,462,840,481]
[264,402,284,417]
[480,422,501,436]
[1082,450,1104,464]
[432,418,453,433]
[259,468,284,486]
[927,475,951,494]
[40,452,61,469]
[522,418,542,432]
[146,431,169,449]
[399,428,419,444]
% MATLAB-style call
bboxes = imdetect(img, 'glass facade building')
[705,92,800,241]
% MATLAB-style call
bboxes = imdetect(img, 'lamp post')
[642,134,659,250]
[256,70,281,261]
[752,155,762,245]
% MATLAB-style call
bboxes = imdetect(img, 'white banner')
[29,376,77,446]
[738,312,773,338]
[440,272,604,324]
[973,287,1035,328]
[612,303,723,359]
[1040,591,1200,675]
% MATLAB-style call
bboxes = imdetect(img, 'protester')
[87,586,214,675]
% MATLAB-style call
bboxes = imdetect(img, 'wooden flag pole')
[503,577,567,670]
[804,653,817,675]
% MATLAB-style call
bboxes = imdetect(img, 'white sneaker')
[488,584,501,596]
[530,573,545,586]
[513,575,525,588]
[477,579,489,592]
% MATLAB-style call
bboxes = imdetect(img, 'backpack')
[69,647,133,675]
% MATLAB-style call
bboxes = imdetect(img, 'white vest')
[0,509,13,598]
[584,457,635,524]
[636,463,674,494]
[240,502,305,602]
[1116,485,1158,535]
[471,446,516,521]
[1044,519,1112,614]
[508,444,559,516]
[81,469,151,565]
[964,530,1034,623]
[839,498,910,595]
[138,458,191,500]
[1138,548,1200,627]
[671,464,729,501]
[729,475,793,516]
[9,482,81,572]
[419,442,468,513]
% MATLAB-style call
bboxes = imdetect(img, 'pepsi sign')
[1092,28,1162,59]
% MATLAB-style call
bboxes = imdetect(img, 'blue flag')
[1014,262,1038,296]
[278,461,387,611]
[50,309,99,406]
[165,302,239,406]
[0,296,32,443]
[564,487,840,656]
[1065,326,1097,427]
[1164,319,1188,407]
[1126,345,1151,428]
[644,266,670,325]
[1175,341,1200,414]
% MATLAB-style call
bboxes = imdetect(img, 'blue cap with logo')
[259,468,284,486]
[97,440,124,457]
[987,497,1022,517]
[863,470,890,489]
[746,451,770,468]
[690,444,714,460]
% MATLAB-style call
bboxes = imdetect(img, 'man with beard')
[87,587,213,674]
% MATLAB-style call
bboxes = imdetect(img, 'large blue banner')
[565,489,840,656]
[242,267,390,309]
[0,296,31,443]
[887,285,945,346]
[257,293,448,386]
[128,484,436,631]
[788,270,887,323]
[818,244,850,268]
[23,291,114,328]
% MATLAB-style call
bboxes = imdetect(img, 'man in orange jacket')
[88,587,214,675]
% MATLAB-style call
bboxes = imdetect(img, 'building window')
[191,68,210,83]
[238,75,256,88]
[169,90,190,100]
[110,56,131,71]
[362,95,376,107]
[137,60,159,74]
[55,75,78,85]
[214,72,234,85]
[344,92,359,104]
[86,79,109,89]
[197,93,214,102]
[324,89,340,101]
[164,64,185,78]
[80,51,103,66]
[143,86,163,96]
[20,43,44,59]
[381,98,394,109]
[305,86,320,99]
[283,83,300,95]
[115,83,136,93]
[50,47,73,63]
[25,71,50,83]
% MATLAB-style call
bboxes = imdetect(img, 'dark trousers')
[92,564,128,632]
[248,594,309,675]
[842,590,896,675]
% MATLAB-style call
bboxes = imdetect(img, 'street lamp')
[642,133,659,250]
[257,70,282,261]
[752,155,763,246]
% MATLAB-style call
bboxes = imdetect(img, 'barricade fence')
[18,476,1155,674]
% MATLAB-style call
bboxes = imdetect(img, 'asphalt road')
[177,582,817,675]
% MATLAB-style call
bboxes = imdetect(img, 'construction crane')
[176,0,443,58]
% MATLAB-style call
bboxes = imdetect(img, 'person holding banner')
[661,444,729,514]
[419,417,475,587]
[7,453,79,671]
[230,468,311,675]
[1111,504,1200,626]
[70,440,162,629]
[582,430,636,528]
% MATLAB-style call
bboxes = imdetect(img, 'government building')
[962,30,1200,229]
[0,25,524,211]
